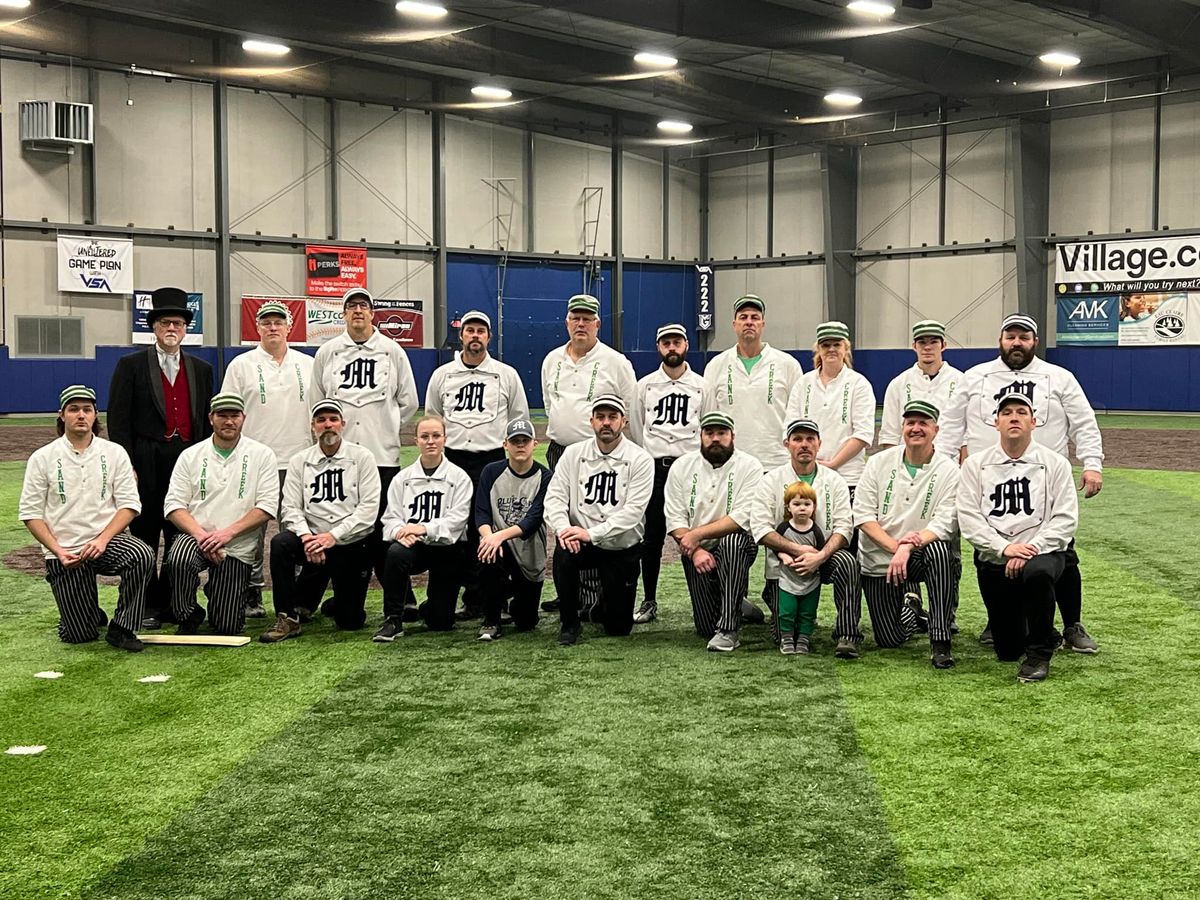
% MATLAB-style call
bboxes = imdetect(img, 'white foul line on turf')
[34,671,64,679]
[6,746,47,756]
[137,674,171,683]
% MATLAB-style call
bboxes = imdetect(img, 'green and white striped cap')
[784,418,820,438]
[256,300,290,320]
[59,385,96,408]
[311,398,343,418]
[911,319,945,340]
[815,320,850,342]
[567,294,601,316]
[699,411,735,431]
[656,323,688,342]
[209,392,246,413]
[733,294,765,314]
[591,393,626,416]
[1001,313,1038,335]
[902,399,940,421]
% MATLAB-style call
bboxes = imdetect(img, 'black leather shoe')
[105,625,144,652]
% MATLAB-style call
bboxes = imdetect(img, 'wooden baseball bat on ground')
[136,634,251,647]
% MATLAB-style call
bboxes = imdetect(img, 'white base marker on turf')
[34,671,64,679]
[138,674,171,683]
[6,745,47,756]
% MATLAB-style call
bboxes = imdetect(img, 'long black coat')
[107,347,214,492]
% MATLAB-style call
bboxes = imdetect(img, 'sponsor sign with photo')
[133,290,204,345]
[305,245,367,297]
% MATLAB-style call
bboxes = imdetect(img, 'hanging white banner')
[1054,235,1200,294]
[57,235,134,294]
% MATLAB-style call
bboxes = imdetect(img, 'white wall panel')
[532,134,611,256]
[1,60,87,223]
[772,152,824,257]
[94,74,214,230]
[3,233,215,352]
[337,104,433,245]
[710,265,825,351]
[944,128,1013,245]
[858,138,940,249]
[708,161,768,259]
[1049,108,1155,236]
[1159,97,1200,230]
[228,89,328,238]
[856,254,1016,349]
[668,165,700,261]
[622,152,663,259]
[446,117,525,251]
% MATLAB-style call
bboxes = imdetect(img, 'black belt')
[655,456,678,469]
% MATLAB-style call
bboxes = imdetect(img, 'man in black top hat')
[108,286,214,627]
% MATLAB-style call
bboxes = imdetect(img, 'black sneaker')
[499,612,514,626]
[930,640,955,669]
[105,625,144,652]
[978,627,994,646]
[295,606,314,624]
[177,609,205,635]
[740,599,766,625]
[633,603,657,624]
[477,624,501,642]
[557,625,579,646]
[319,595,339,618]
[244,587,267,619]
[542,598,561,613]
[94,607,109,628]
[140,614,162,630]
[1017,657,1049,683]
[401,603,421,623]
[455,605,483,622]
[1062,623,1099,654]
[372,618,404,642]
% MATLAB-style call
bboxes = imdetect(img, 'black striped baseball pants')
[680,532,758,636]
[860,540,960,648]
[166,534,253,635]
[43,533,154,643]
[763,548,862,644]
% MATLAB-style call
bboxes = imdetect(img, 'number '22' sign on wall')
[696,264,715,332]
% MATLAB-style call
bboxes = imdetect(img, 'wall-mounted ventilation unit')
[19,100,94,154]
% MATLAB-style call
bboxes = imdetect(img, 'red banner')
[374,300,424,347]
[239,296,308,345]
[305,244,367,297]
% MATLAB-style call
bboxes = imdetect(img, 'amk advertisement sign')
[1054,235,1200,347]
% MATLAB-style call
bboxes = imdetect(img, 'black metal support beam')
[214,74,231,369]
[611,118,624,350]
[662,149,670,261]
[326,98,339,240]
[821,145,858,327]
[1011,119,1051,338]
[431,83,448,351]
[766,143,775,258]
[83,69,99,225]
[524,128,535,252]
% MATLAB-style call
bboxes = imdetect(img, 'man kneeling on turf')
[164,393,279,635]
[261,399,381,642]
[374,416,473,641]
[957,392,1079,684]
[544,394,654,646]
[664,412,762,652]
[853,400,961,668]
[19,385,153,651]
[474,418,553,641]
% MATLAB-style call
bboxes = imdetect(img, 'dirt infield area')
[2,422,1195,581]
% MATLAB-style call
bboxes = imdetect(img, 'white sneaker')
[632,603,657,624]
[707,630,740,652]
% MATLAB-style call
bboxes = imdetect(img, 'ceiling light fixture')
[657,119,693,134]
[242,39,290,56]
[846,1,896,16]
[1038,50,1081,68]
[824,91,863,107]
[396,0,448,18]
[633,51,678,68]
[0,0,32,8]
[471,85,512,100]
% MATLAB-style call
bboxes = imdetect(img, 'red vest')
[161,362,193,442]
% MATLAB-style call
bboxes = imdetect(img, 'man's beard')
[1001,346,1032,369]
[701,443,734,466]
[318,432,340,447]
[660,351,685,368]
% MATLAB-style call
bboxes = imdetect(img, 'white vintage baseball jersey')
[221,346,316,469]
[785,366,877,486]
[164,436,279,565]
[380,456,474,546]
[852,445,961,577]
[956,441,1078,565]
[664,448,762,549]
[630,364,707,459]
[19,436,142,559]
[938,355,1104,470]
[878,362,965,453]
[702,344,802,471]
[425,352,530,452]
[541,341,637,446]
[544,436,654,550]
[750,462,853,580]
[280,439,380,544]
[310,329,419,467]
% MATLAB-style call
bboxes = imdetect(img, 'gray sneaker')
[244,586,266,619]
[476,624,501,642]
[1061,623,1099,654]
[834,638,860,659]
[779,634,796,655]
[707,630,740,652]
[979,627,994,646]
[632,603,657,624]
[794,633,812,655]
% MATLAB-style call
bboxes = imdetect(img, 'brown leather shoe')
[259,613,302,643]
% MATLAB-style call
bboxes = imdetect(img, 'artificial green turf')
[3,462,1200,899]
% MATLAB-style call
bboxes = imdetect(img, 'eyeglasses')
[344,301,372,310]
[156,320,187,329]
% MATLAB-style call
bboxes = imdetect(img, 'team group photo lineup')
[21,284,1106,684]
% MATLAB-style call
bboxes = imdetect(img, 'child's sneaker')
[780,634,796,655]
[794,633,812,655]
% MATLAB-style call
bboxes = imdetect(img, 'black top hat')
[148,287,194,325]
